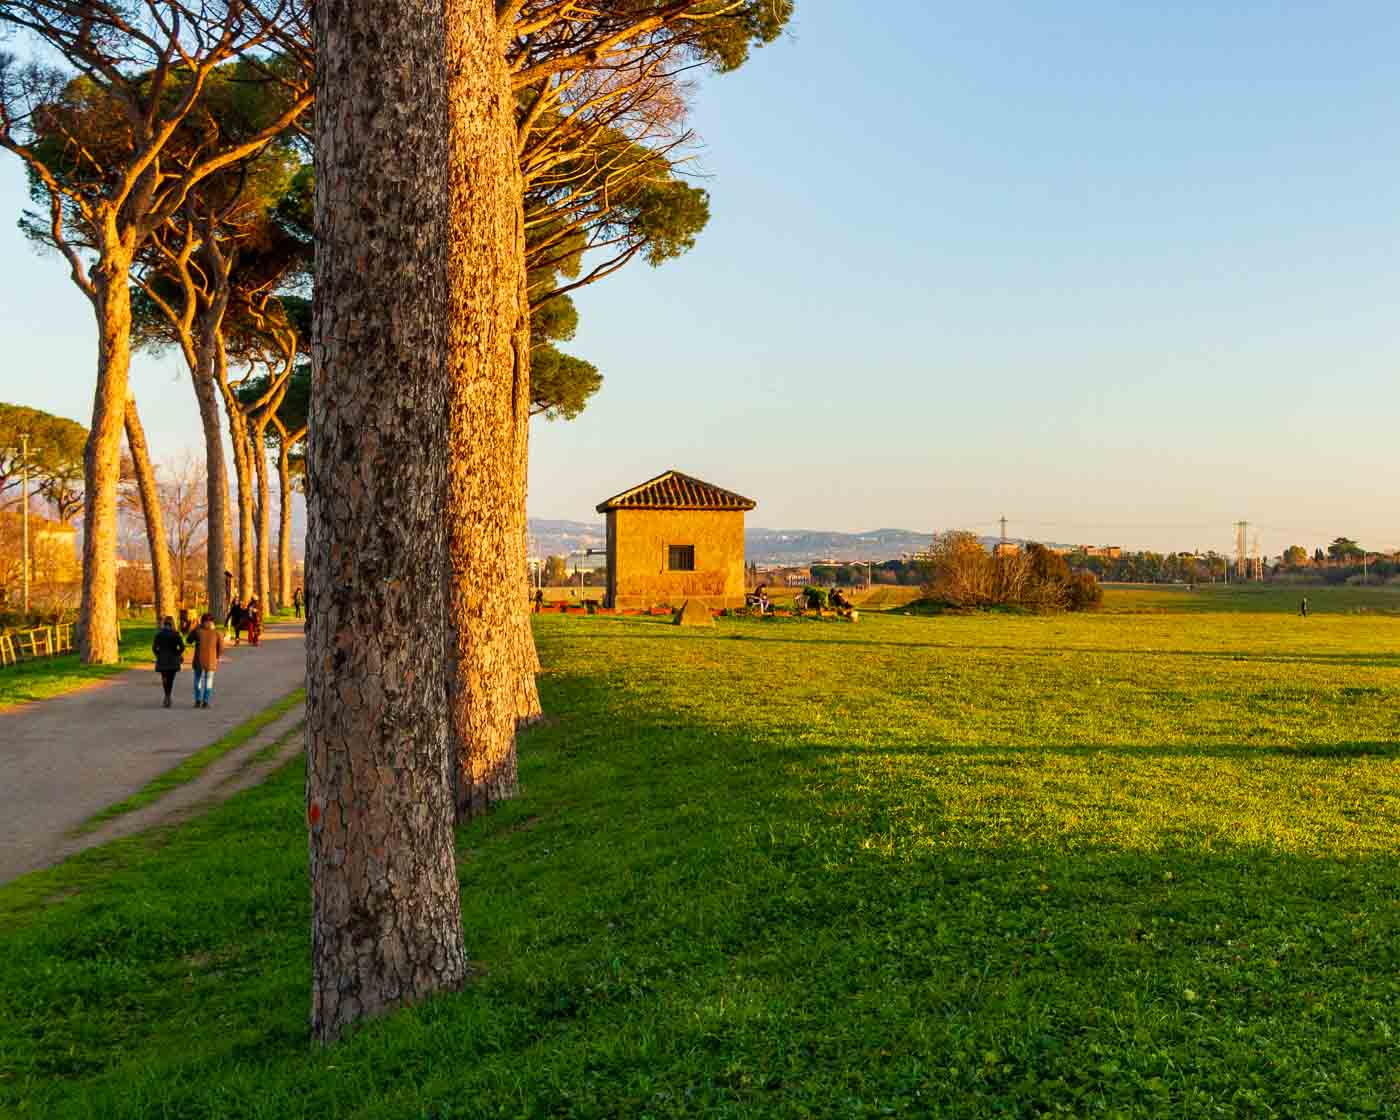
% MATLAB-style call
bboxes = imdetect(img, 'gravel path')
[0,621,306,885]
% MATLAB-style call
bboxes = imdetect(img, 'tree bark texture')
[306,0,467,1046]
[190,347,230,621]
[507,272,543,727]
[218,342,256,604]
[252,422,272,609]
[276,433,297,610]
[78,249,135,663]
[445,0,534,820]
[123,393,177,621]
[195,246,235,620]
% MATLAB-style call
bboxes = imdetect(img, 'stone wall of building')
[606,508,747,608]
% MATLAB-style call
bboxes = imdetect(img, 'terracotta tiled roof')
[596,470,756,513]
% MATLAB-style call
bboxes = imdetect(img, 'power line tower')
[1251,532,1261,581]
[1235,520,1248,583]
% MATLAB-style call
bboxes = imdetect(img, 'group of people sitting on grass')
[745,584,856,617]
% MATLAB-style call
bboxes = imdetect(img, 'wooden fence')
[0,622,85,667]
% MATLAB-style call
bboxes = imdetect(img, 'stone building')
[0,512,79,602]
[596,470,756,609]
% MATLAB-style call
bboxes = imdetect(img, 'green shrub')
[1066,569,1104,611]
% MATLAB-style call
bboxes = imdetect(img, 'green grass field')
[3,585,1399,1117]
[0,617,157,709]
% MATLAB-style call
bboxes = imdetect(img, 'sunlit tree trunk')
[216,339,255,602]
[507,273,542,727]
[190,350,229,621]
[275,426,297,609]
[445,0,534,819]
[78,244,135,663]
[251,420,272,608]
[122,393,176,622]
[306,0,467,1046]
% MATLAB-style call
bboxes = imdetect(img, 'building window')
[668,545,695,572]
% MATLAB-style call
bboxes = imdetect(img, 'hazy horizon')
[4,3,1398,557]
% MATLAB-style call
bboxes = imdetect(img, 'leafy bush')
[1066,569,1104,611]
[922,534,1102,613]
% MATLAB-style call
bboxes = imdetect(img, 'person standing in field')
[191,612,224,709]
[1300,597,1309,618]
[151,616,185,709]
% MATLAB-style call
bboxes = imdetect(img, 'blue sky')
[3,2,1399,554]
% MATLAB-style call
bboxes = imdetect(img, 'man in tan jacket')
[191,613,225,709]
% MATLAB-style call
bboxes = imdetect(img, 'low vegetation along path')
[0,621,306,884]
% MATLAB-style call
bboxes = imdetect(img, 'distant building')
[754,565,810,588]
[992,541,1021,557]
[0,512,79,597]
[596,470,756,609]
[1050,544,1122,560]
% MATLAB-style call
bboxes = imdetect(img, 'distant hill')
[527,519,606,560]
[526,520,936,565]
[743,527,933,564]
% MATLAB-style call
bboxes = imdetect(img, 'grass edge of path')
[73,687,306,835]
[0,619,159,711]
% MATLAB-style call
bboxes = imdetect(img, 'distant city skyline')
[3,3,1398,556]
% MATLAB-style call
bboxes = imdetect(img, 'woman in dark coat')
[227,598,245,645]
[152,616,186,709]
[246,597,262,646]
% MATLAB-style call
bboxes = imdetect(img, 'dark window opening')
[668,545,695,572]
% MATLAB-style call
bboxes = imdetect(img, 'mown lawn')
[3,588,1400,1117]
[0,617,157,709]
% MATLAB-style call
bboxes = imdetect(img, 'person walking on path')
[246,597,263,647]
[191,613,224,709]
[227,597,246,645]
[151,616,186,709]
[292,587,303,619]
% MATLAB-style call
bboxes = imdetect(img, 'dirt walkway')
[0,622,306,885]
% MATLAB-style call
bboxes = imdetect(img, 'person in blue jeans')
[190,612,225,709]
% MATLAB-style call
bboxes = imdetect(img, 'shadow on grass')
[4,653,1400,1117]
[548,622,1400,672]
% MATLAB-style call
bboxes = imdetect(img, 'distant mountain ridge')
[742,527,932,563]
[526,519,936,564]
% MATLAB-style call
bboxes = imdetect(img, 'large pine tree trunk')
[306,0,467,1046]
[219,349,256,604]
[276,434,296,610]
[78,251,134,664]
[190,347,229,621]
[445,0,532,820]
[122,393,177,622]
[251,421,272,609]
[507,277,542,727]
